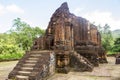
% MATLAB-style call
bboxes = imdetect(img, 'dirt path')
[0,57,120,80]
[48,57,120,80]
[0,61,18,80]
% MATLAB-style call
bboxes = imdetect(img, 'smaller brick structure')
[115,53,120,64]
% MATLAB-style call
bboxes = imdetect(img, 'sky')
[0,0,120,33]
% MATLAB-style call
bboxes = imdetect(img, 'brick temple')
[8,2,107,80]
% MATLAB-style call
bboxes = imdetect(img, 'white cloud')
[0,4,6,15]
[82,11,120,30]
[0,4,24,16]
[6,4,24,14]
[73,8,120,30]
[0,24,10,33]
[83,11,112,25]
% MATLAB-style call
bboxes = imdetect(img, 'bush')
[0,38,24,61]
[0,52,24,61]
[112,37,120,52]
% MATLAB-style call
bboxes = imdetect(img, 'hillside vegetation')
[112,29,120,39]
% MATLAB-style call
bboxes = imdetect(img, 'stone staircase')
[8,51,54,80]
[70,51,94,72]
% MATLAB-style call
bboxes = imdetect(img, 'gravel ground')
[0,57,120,80]
[0,61,18,80]
[48,57,120,80]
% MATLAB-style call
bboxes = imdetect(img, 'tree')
[97,24,113,52]
[0,18,45,60]
[112,37,120,52]
[10,18,45,50]
[0,33,23,55]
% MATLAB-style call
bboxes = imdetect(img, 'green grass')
[107,51,119,56]
[0,53,24,61]
[107,51,119,55]
[107,51,114,55]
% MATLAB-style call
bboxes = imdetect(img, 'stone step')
[23,63,36,67]
[21,67,34,71]
[18,71,31,75]
[16,75,29,79]
[30,50,49,54]
[28,58,39,60]
[25,60,38,63]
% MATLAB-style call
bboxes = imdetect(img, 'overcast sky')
[0,0,120,33]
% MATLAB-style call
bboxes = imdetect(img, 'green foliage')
[0,18,45,61]
[0,33,24,61]
[0,53,24,61]
[112,37,120,52]
[10,18,45,50]
[98,24,113,52]
[97,24,120,54]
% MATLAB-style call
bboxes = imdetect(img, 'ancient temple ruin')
[8,2,107,80]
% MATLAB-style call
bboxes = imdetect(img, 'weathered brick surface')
[8,51,55,80]
[70,51,94,72]
[8,2,108,80]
